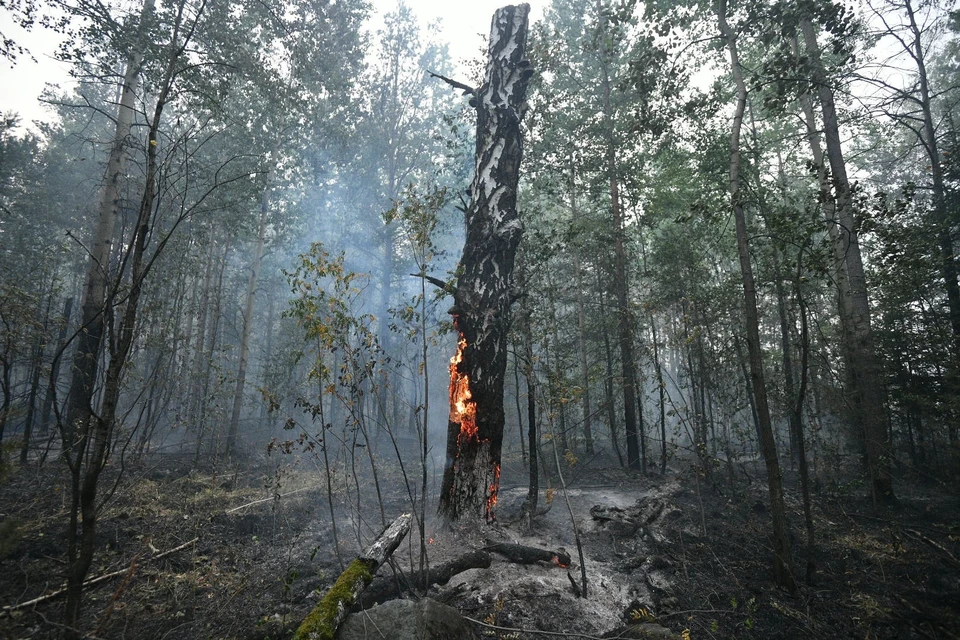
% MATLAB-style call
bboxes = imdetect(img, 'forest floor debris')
[0,453,957,639]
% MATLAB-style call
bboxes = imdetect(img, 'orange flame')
[552,555,568,568]
[449,327,501,522]
[485,463,501,521]
[428,538,435,545]
[449,333,477,442]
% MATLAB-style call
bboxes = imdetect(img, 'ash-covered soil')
[0,452,958,639]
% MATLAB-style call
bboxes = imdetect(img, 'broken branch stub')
[438,3,533,523]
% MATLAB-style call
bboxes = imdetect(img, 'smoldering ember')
[1,1,959,639]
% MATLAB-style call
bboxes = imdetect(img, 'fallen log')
[293,513,411,640]
[357,549,491,608]
[483,541,571,567]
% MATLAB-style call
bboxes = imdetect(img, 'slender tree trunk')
[195,238,229,465]
[437,4,532,521]
[226,170,272,458]
[0,355,10,445]
[514,348,526,463]
[734,334,761,449]
[61,1,156,628]
[774,255,800,461]
[683,310,707,471]
[545,270,569,452]
[720,0,796,592]
[596,270,624,466]
[20,290,52,463]
[602,69,641,471]
[525,345,538,512]
[641,244,667,473]
[570,153,594,456]
[519,264,539,524]
[40,296,73,441]
[189,233,215,433]
[653,319,667,473]
[792,257,816,582]
[376,222,395,432]
[903,0,960,421]
[800,19,894,504]
[259,288,275,427]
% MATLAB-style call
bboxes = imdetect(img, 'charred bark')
[484,542,572,567]
[437,4,533,522]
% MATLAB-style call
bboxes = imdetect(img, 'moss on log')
[292,558,376,640]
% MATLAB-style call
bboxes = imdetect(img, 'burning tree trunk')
[435,4,533,522]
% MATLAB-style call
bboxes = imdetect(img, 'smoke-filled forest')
[1,0,959,638]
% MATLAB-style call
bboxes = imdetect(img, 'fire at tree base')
[439,432,501,522]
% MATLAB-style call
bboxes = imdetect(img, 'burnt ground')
[0,451,958,640]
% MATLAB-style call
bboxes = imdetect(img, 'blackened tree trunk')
[719,0,796,593]
[596,270,624,466]
[792,254,817,582]
[437,4,533,522]
[652,317,667,474]
[19,295,50,463]
[573,252,593,455]
[641,242,667,473]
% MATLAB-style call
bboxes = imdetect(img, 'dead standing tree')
[433,4,533,522]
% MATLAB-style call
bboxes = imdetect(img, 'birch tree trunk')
[718,0,796,593]
[437,4,532,522]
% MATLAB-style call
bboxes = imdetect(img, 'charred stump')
[436,4,533,522]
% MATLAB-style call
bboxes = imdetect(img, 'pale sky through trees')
[0,0,541,132]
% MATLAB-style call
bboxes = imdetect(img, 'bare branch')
[428,70,476,96]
